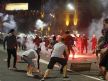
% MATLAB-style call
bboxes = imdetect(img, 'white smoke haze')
[88,17,104,39]
[3,14,9,21]
[3,15,16,28]
[17,33,26,44]
[0,13,3,17]
[40,41,51,55]
[25,35,36,50]
[35,19,48,29]
[100,0,108,8]
[0,13,17,33]
[89,0,108,39]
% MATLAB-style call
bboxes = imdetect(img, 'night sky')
[0,0,108,35]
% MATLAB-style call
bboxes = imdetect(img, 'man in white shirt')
[40,36,69,81]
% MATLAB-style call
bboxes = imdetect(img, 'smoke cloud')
[0,13,17,33]
[35,19,47,29]
[88,0,108,38]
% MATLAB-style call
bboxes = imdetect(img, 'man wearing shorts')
[40,36,69,81]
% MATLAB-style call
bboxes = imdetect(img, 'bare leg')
[100,66,106,76]
[105,72,108,81]
[43,69,51,78]
[63,65,67,77]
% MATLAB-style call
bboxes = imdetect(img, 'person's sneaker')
[63,76,69,78]
[63,76,70,80]
[40,78,45,81]
[8,67,11,70]
[12,67,17,70]
[26,73,34,77]
[98,76,105,80]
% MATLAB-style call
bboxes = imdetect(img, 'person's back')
[33,35,41,47]
[22,49,37,59]
[4,34,17,49]
[64,35,74,46]
[3,29,17,69]
[51,42,66,58]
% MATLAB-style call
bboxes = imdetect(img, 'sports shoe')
[26,73,34,77]
[63,76,70,80]
[40,78,45,81]
[63,76,69,78]
[8,67,11,70]
[12,67,17,70]
[98,76,105,80]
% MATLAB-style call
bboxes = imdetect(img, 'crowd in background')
[3,18,108,81]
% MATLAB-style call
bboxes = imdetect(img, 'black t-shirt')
[4,34,17,49]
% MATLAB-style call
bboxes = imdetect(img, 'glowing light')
[68,53,95,61]
[35,19,47,29]
[73,0,78,26]
[50,13,55,18]
[66,14,70,26]
[67,3,74,10]
[41,27,43,32]
[73,10,78,26]
[18,33,26,37]
[41,11,44,18]
[48,26,50,32]
[5,3,28,11]
[69,54,73,58]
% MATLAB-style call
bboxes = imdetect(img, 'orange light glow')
[48,27,50,32]
[68,53,95,61]
[73,10,78,26]
[65,14,70,26]
[5,3,28,11]
[41,27,43,32]
[69,54,85,59]
[41,11,44,18]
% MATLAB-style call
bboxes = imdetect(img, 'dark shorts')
[47,57,67,69]
[99,53,108,70]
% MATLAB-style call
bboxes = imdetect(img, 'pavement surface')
[0,44,106,81]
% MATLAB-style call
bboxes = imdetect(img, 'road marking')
[40,59,105,81]
[81,74,105,81]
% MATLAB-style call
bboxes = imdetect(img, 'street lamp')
[65,3,74,30]
[66,1,78,34]
[67,3,74,11]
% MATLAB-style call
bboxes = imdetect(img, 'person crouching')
[21,49,39,77]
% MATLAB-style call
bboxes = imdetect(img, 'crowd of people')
[3,18,108,81]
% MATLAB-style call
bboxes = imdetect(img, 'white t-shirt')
[51,42,66,58]
[21,49,37,59]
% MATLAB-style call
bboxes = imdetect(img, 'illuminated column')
[41,11,44,18]
[73,0,78,34]
[41,0,45,19]
[48,26,51,35]
[65,13,70,29]
[41,27,43,36]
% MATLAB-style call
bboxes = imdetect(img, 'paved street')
[0,44,105,81]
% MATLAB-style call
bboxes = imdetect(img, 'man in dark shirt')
[96,18,108,81]
[3,29,17,70]
[64,30,75,59]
